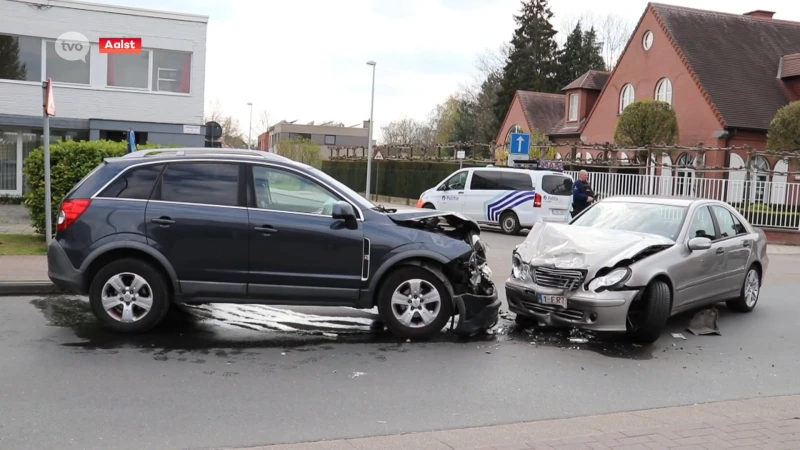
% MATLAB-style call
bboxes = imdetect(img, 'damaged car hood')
[386,209,480,235]
[517,222,674,270]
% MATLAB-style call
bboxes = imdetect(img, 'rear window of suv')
[97,164,164,199]
[541,174,573,196]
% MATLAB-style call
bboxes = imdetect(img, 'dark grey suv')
[47,148,499,339]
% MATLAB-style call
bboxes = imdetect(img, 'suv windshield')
[571,201,688,240]
[306,166,376,210]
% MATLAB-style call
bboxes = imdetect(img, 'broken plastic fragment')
[322,332,338,339]
[671,333,687,340]
[687,308,721,336]
[569,338,589,344]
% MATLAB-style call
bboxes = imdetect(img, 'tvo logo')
[55,31,90,62]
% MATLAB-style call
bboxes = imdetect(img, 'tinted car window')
[159,162,240,207]
[712,205,746,238]
[98,164,163,199]
[541,174,573,196]
[687,206,716,240]
[252,165,340,215]
[572,202,688,240]
[470,170,532,190]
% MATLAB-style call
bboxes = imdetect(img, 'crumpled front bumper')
[453,286,501,335]
[505,277,641,332]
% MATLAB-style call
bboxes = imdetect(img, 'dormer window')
[568,93,579,122]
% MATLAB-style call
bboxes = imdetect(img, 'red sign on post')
[44,78,56,116]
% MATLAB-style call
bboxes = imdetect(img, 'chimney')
[743,10,775,19]
[363,120,371,129]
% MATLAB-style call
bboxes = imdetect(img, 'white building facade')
[0,0,208,196]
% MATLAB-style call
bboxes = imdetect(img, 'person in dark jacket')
[572,170,595,217]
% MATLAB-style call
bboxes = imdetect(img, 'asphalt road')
[1,229,799,450]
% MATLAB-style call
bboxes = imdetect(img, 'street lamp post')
[365,60,376,201]
[247,102,253,149]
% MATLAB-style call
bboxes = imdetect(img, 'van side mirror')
[332,201,356,220]
[687,237,712,251]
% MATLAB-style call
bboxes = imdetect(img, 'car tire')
[500,211,521,235]
[88,258,170,333]
[625,280,671,344]
[377,266,453,340]
[726,265,761,313]
[422,203,435,209]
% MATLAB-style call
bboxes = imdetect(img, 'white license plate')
[551,209,566,215]
[537,293,567,308]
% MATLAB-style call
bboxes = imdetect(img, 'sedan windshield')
[571,202,687,240]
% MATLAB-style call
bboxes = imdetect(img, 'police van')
[416,164,574,235]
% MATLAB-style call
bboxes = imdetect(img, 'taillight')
[416,198,424,208]
[533,192,542,208]
[57,199,92,232]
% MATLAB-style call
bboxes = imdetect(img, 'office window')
[324,135,336,145]
[107,51,150,89]
[0,34,42,82]
[568,93,579,122]
[45,40,90,84]
[152,50,191,93]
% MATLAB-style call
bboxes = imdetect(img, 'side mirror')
[687,237,712,251]
[332,201,356,220]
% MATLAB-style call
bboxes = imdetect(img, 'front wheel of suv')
[88,258,170,333]
[377,266,453,340]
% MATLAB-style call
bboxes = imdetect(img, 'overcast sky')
[103,0,800,140]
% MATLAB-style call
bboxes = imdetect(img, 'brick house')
[496,3,800,188]
[495,91,566,158]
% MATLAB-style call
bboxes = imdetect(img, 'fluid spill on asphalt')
[31,297,655,360]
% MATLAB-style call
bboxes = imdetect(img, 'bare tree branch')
[558,12,634,71]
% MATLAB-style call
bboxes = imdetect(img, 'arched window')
[677,153,694,168]
[586,153,593,164]
[674,153,695,196]
[575,152,582,162]
[619,84,635,113]
[655,78,673,105]
[751,155,770,203]
[555,152,562,160]
[619,152,629,164]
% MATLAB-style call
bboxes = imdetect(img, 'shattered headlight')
[511,253,529,279]
[587,267,631,292]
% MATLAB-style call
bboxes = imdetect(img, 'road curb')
[0,281,63,296]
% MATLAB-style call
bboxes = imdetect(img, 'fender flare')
[80,240,180,293]
[367,249,452,296]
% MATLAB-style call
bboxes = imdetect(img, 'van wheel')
[377,266,453,340]
[88,258,170,333]
[500,211,521,235]
[422,203,435,209]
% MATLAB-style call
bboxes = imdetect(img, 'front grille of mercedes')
[532,267,586,291]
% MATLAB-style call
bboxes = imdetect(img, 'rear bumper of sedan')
[505,277,641,332]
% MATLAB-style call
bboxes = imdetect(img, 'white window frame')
[655,78,673,105]
[105,50,153,91]
[619,84,635,113]
[41,40,92,86]
[324,135,336,145]
[568,93,579,122]
[643,31,654,51]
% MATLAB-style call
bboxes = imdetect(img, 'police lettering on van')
[417,166,574,235]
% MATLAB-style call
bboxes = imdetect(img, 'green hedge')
[321,160,484,200]
[24,140,164,235]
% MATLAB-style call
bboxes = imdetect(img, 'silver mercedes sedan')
[505,196,769,343]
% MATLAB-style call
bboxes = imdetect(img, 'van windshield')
[541,174,573,196]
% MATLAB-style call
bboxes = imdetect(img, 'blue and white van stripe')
[484,190,536,222]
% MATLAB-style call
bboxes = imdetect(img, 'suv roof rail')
[122,147,277,159]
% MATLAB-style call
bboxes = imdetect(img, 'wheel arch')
[647,273,675,309]
[80,242,179,296]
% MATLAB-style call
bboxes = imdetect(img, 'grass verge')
[0,234,47,255]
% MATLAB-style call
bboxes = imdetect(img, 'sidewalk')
[237,395,800,450]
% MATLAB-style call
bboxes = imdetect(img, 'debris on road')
[687,308,721,336]
[322,332,338,339]
[671,333,687,340]
[569,337,589,344]
[350,371,366,379]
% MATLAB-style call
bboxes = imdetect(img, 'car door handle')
[254,225,278,234]
[743,240,752,247]
[458,191,465,194]
[716,247,725,254]
[151,217,175,225]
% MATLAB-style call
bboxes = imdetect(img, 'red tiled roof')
[517,91,565,135]
[651,3,800,130]
[562,70,610,91]
[780,53,800,78]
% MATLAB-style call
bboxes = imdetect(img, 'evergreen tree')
[0,35,27,81]
[493,0,561,125]
[581,26,607,72]
[556,22,607,89]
